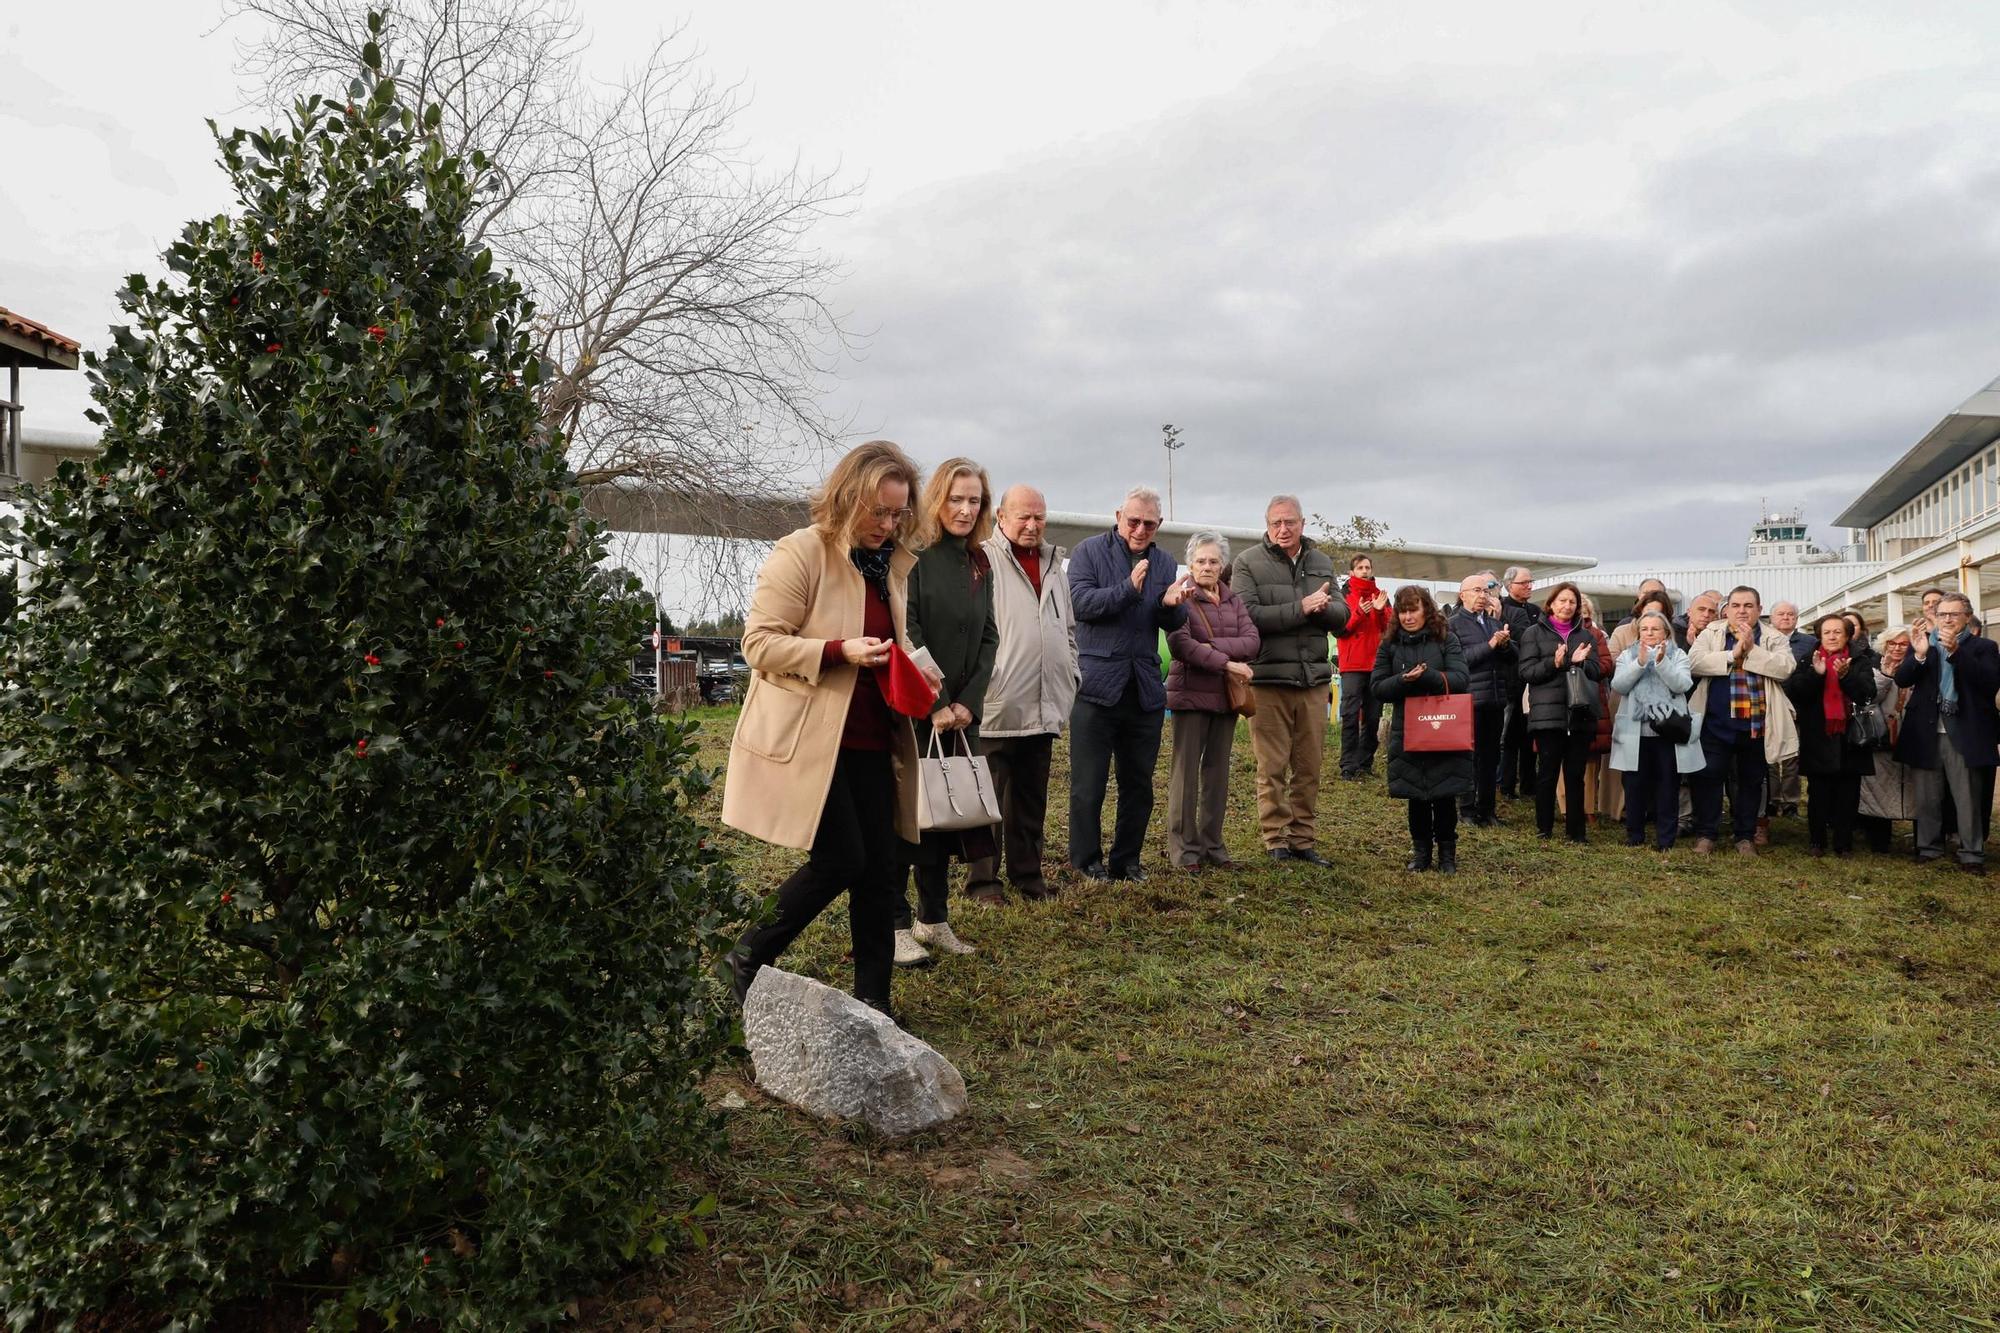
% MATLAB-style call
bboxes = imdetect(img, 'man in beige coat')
[967,485,1078,903]
[1686,584,1797,856]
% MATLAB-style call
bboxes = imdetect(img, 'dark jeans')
[1533,724,1592,840]
[1407,796,1459,850]
[1807,772,1862,854]
[1622,734,1680,849]
[1068,685,1165,874]
[1499,696,1533,797]
[892,857,950,930]
[1339,670,1380,775]
[1694,729,1769,844]
[1460,703,1503,821]
[732,749,900,1007]
[966,733,1055,897]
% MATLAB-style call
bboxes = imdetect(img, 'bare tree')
[226,0,853,540]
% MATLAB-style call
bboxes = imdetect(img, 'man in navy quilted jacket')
[1066,485,1189,881]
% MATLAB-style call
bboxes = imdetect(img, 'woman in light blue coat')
[1610,610,1704,851]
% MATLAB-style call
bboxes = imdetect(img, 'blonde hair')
[810,440,923,547]
[915,457,994,548]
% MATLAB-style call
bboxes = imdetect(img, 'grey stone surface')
[743,967,968,1137]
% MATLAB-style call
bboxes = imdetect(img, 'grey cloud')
[825,56,2000,568]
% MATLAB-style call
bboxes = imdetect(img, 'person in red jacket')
[1338,553,1393,779]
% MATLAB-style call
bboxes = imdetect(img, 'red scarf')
[1820,648,1850,734]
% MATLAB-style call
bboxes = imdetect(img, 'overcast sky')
[11,0,2000,588]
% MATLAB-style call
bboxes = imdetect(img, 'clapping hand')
[1302,581,1333,615]
[1161,572,1187,607]
[1812,650,1828,676]
[1128,558,1150,591]
[1834,656,1851,678]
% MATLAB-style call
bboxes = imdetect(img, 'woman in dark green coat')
[1371,586,1473,874]
[893,458,1001,967]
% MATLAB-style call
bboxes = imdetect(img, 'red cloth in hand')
[880,642,939,718]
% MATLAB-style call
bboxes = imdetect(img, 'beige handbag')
[916,727,1002,832]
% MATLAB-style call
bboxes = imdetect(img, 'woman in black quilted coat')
[1371,586,1472,873]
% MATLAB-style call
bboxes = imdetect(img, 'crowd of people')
[720,441,2000,1021]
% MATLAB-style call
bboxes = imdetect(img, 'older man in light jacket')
[969,485,1079,903]
[1686,584,1797,856]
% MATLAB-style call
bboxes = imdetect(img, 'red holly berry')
[543,669,554,679]
[355,738,370,756]
[421,1254,432,1267]
[369,426,378,434]
[367,325,387,341]
[349,446,359,456]
[221,892,232,904]
[266,342,282,353]
[196,1061,207,1072]
[154,468,167,479]
[229,296,240,307]
[435,617,446,628]
[455,641,465,650]
[251,250,265,271]
[320,287,331,296]
[365,653,380,666]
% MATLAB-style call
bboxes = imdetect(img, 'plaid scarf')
[1726,629,1766,737]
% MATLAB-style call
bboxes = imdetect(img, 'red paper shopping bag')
[1404,692,1474,752]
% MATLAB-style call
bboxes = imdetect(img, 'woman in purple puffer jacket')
[1165,532,1261,869]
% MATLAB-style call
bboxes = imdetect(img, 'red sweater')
[821,589,896,750]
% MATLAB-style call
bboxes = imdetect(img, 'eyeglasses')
[869,505,914,523]
[1123,517,1162,532]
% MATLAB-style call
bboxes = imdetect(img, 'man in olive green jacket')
[1227,496,1350,865]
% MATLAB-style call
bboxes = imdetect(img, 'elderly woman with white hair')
[1610,608,1704,850]
[1164,531,1260,869]
[1858,623,1917,851]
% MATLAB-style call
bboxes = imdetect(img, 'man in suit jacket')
[1893,591,2000,873]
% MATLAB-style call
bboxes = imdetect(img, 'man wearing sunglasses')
[1066,485,1189,882]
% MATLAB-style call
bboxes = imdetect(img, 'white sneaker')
[912,920,976,956]
[893,928,932,968]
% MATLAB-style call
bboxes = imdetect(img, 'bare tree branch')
[224,0,855,614]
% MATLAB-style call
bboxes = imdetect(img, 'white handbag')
[916,727,1002,832]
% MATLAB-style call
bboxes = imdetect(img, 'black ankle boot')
[1436,839,1458,875]
[1405,840,1433,872]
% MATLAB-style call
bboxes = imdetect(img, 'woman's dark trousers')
[1622,735,1680,850]
[733,749,900,1006]
[1808,772,1862,855]
[893,860,951,930]
[1408,796,1459,858]
[1533,724,1592,841]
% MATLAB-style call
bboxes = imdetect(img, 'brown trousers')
[1249,685,1330,851]
[1167,709,1239,865]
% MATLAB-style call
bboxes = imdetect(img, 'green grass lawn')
[594,707,2000,1331]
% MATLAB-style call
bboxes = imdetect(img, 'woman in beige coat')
[724,440,925,1021]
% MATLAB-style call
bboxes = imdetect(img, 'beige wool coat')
[1687,621,1799,764]
[722,527,921,850]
